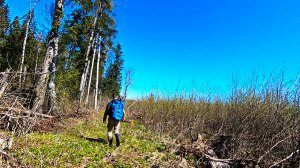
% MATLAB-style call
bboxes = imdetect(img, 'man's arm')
[122,109,127,121]
[103,102,111,123]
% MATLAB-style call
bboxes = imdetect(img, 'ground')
[9,111,179,168]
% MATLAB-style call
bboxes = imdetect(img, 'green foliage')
[58,0,121,100]
[0,0,125,111]
[56,68,81,100]
[0,12,42,75]
[0,0,9,37]
[0,16,23,71]
[102,43,124,97]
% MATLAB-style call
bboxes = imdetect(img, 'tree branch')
[269,150,300,168]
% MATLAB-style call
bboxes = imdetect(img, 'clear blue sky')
[6,0,300,99]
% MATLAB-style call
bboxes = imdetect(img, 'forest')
[0,0,124,114]
[0,0,300,167]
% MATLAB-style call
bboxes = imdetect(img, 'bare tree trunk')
[79,3,102,104]
[85,35,98,106]
[19,11,33,88]
[0,69,10,99]
[23,67,27,85]
[95,36,102,110]
[48,37,59,112]
[32,0,64,112]
[33,41,41,84]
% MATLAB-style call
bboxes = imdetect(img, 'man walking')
[103,94,126,147]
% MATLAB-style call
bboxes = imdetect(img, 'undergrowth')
[127,71,300,167]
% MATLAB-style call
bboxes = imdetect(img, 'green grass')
[11,112,174,168]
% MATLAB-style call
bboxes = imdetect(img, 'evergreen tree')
[102,43,124,96]
[58,0,117,102]
[0,16,22,71]
[0,0,9,37]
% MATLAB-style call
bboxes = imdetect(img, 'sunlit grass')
[11,112,173,167]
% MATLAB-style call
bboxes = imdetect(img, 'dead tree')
[19,11,33,88]
[124,69,133,99]
[32,0,64,112]
[0,69,10,99]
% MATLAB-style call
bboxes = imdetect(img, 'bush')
[127,71,300,167]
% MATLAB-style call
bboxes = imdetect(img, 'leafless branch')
[258,136,291,164]
[269,150,300,168]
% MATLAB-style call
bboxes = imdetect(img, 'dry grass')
[127,72,300,167]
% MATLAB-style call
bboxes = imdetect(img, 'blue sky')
[6,0,300,99]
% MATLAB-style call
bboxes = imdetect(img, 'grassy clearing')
[10,112,175,167]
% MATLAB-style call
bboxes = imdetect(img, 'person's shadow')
[80,135,106,144]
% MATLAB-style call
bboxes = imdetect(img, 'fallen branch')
[0,70,57,75]
[204,154,233,164]
[257,136,291,164]
[0,107,54,118]
[269,150,300,168]
[204,154,257,167]
[0,150,27,167]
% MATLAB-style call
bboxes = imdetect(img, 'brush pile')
[0,70,54,135]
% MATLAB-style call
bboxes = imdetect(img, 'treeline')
[0,0,124,113]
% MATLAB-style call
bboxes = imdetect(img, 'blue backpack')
[110,99,124,121]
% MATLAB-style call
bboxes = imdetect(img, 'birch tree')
[79,1,102,104]
[19,10,33,88]
[94,36,102,110]
[85,35,98,106]
[32,0,64,112]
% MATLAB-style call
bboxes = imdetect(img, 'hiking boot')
[115,133,120,147]
[108,137,113,147]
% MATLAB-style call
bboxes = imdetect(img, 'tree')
[94,36,101,110]
[19,10,34,87]
[32,0,64,112]
[124,69,133,99]
[102,43,124,97]
[0,0,125,114]
[85,35,97,105]
[59,0,117,105]
[0,16,22,71]
[0,0,9,38]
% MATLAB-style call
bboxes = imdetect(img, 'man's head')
[112,93,120,100]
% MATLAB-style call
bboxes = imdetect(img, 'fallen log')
[0,70,56,75]
[205,154,257,168]
[0,137,12,150]
[0,107,54,118]
[176,138,257,168]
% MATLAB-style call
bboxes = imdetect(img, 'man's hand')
[102,120,106,126]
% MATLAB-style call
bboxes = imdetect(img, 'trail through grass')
[11,112,175,167]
